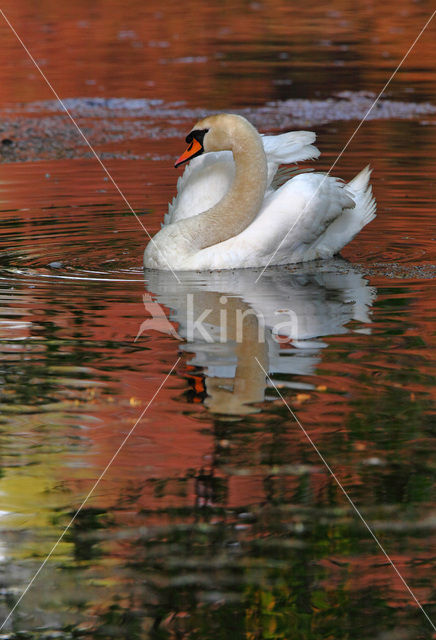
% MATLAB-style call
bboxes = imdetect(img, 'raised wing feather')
[261,130,320,167]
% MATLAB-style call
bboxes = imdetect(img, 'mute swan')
[143,114,376,271]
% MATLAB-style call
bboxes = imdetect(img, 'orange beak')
[174,138,203,168]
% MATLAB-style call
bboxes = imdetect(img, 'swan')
[143,114,376,271]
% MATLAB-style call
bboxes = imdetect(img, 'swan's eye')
[185,128,209,145]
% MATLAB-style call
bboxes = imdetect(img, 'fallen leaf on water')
[295,393,311,404]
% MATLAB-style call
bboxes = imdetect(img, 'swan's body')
[144,114,376,271]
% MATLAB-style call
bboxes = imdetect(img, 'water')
[0,1,435,638]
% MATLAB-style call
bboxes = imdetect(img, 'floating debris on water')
[0,92,434,163]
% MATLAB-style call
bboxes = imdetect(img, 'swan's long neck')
[181,125,268,250]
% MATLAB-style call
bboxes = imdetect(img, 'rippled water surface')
[0,1,435,638]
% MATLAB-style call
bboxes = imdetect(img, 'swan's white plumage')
[164,130,320,226]
[144,115,376,271]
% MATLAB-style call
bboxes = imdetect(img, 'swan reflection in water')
[144,260,376,416]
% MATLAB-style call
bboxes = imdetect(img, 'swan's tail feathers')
[305,165,376,260]
[347,164,377,229]
[262,131,321,165]
[348,164,372,191]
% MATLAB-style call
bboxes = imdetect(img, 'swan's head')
[174,114,257,168]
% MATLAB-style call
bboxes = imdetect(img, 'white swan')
[143,114,376,271]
